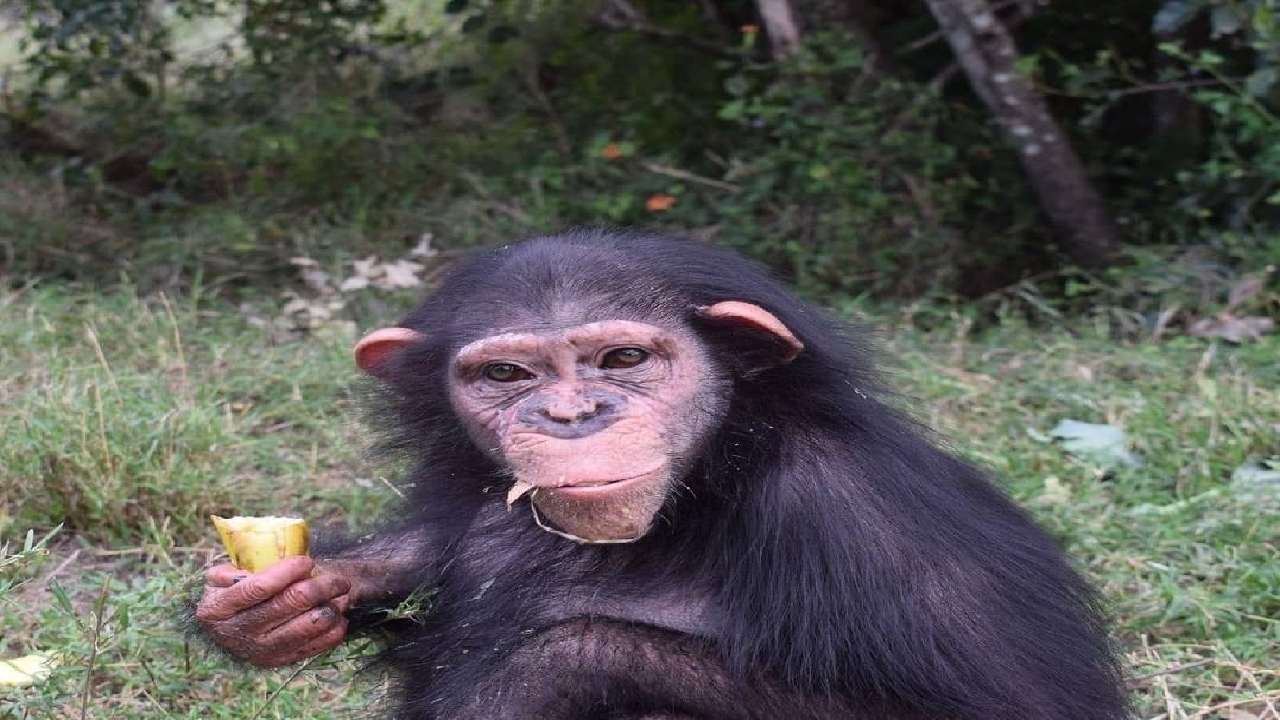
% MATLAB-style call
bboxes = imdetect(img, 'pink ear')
[698,301,804,365]
[354,327,427,378]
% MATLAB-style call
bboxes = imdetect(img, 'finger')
[222,573,353,632]
[255,610,349,668]
[206,563,248,587]
[197,557,318,622]
[261,603,345,650]
[270,574,353,616]
[207,555,314,589]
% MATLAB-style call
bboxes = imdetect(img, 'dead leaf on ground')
[1045,419,1142,468]
[410,233,438,258]
[339,275,371,292]
[1226,275,1264,310]
[377,259,425,290]
[299,268,330,294]
[352,256,380,278]
[1188,313,1275,343]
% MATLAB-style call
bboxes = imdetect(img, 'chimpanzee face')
[447,318,727,543]
[354,302,802,543]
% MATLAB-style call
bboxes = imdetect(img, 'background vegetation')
[1,0,1277,717]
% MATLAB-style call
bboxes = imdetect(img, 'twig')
[517,69,572,156]
[639,161,741,192]
[928,63,962,91]
[694,0,728,39]
[1037,76,1243,100]
[250,656,319,720]
[79,577,113,719]
[972,269,1059,305]
[1126,658,1215,685]
[591,0,744,60]
[49,549,83,577]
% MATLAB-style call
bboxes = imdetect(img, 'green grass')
[878,320,1279,717]
[0,286,384,544]
[0,284,394,718]
[2,282,1277,718]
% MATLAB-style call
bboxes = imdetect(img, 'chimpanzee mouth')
[571,477,633,487]
[505,467,665,507]
[551,468,663,498]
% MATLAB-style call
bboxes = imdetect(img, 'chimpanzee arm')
[440,619,856,720]
[195,525,440,666]
[311,524,440,610]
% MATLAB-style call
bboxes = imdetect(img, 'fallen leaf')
[1049,419,1142,468]
[1226,275,1264,310]
[378,259,425,289]
[352,256,380,279]
[1188,313,1274,343]
[299,268,330,294]
[1151,305,1180,341]
[339,275,371,292]
[410,234,437,258]
[1230,457,1280,489]
[280,294,311,317]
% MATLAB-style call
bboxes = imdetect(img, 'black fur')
[347,228,1129,719]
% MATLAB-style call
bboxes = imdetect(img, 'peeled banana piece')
[211,515,310,573]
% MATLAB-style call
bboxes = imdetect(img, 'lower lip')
[549,470,658,498]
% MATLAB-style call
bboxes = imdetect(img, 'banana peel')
[211,515,310,573]
[0,653,53,686]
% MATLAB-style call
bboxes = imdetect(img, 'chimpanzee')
[195,228,1129,719]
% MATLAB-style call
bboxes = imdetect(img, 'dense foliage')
[2,0,1277,311]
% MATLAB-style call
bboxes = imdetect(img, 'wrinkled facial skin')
[355,301,802,544]
[449,319,729,543]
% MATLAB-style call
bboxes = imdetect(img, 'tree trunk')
[756,0,802,59]
[922,0,1124,268]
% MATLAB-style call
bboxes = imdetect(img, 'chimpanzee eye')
[483,363,533,382]
[601,347,650,369]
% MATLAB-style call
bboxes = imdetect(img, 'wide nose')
[518,388,625,438]
[543,393,601,423]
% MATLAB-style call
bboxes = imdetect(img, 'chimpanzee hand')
[195,556,352,668]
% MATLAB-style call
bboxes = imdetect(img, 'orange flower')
[740,24,759,34]
[646,194,676,212]
[601,143,623,160]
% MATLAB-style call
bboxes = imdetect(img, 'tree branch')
[590,0,745,60]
